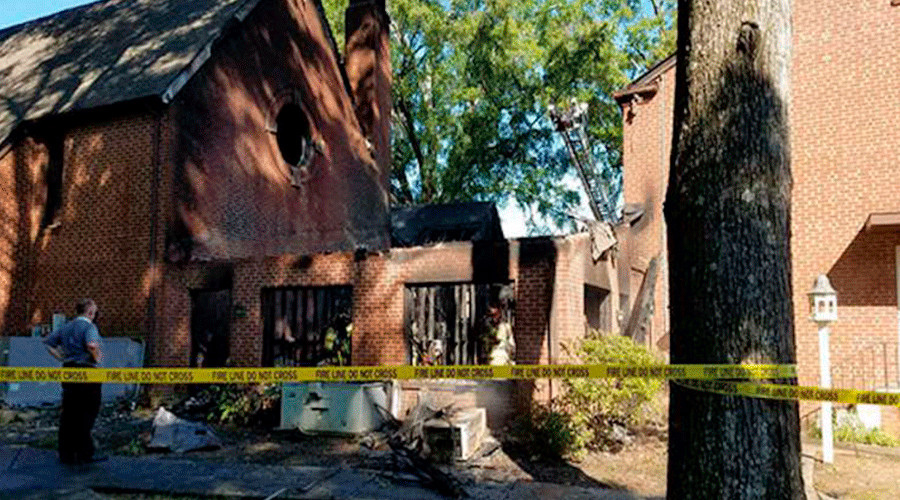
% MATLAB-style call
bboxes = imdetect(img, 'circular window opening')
[275,103,312,167]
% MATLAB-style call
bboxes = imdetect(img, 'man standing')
[43,298,106,465]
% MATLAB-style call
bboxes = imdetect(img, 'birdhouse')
[808,275,837,324]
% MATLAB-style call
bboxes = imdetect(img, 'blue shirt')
[43,316,102,366]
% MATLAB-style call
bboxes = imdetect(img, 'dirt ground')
[3,402,899,499]
[807,441,900,499]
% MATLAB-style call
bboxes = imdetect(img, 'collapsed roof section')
[390,202,505,247]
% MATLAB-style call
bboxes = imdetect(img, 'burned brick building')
[0,0,619,417]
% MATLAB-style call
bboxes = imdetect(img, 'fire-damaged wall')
[158,233,618,426]
[168,0,390,262]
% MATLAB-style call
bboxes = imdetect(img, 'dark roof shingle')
[0,0,258,145]
[391,202,505,247]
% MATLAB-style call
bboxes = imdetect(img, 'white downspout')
[895,246,899,387]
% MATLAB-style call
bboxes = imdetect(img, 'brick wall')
[619,58,676,350]
[620,0,900,420]
[0,109,165,341]
[0,138,45,334]
[158,235,613,421]
[791,0,900,390]
[170,0,389,262]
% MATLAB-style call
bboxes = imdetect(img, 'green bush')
[559,331,663,450]
[509,331,664,459]
[509,403,590,460]
[811,410,900,447]
[200,384,281,427]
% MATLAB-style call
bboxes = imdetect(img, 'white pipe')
[895,246,900,387]
[819,324,833,464]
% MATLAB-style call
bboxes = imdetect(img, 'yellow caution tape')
[0,363,796,384]
[676,379,900,407]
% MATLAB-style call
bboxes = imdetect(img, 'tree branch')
[396,96,431,202]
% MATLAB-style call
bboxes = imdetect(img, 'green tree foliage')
[322,0,674,228]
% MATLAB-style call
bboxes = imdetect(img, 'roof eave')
[613,83,659,105]
[614,53,676,105]
[160,0,264,104]
[865,212,900,231]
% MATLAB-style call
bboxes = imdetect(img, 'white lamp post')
[809,274,837,464]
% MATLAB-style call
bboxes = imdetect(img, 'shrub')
[811,409,900,447]
[178,384,281,427]
[509,331,664,459]
[509,403,591,460]
[559,331,664,451]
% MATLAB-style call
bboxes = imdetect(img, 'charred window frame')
[261,286,353,367]
[267,90,319,187]
[584,284,612,332]
[404,283,514,366]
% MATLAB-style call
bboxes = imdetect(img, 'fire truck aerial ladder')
[548,100,618,224]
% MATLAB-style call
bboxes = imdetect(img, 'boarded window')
[405,283,514,365]
[261,286,352,367]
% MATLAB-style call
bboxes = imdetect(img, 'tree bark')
[665,1,804,498]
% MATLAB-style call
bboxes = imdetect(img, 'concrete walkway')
[1,445,651,499]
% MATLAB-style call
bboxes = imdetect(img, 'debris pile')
[147,406,221,454]
[372,397,471,499]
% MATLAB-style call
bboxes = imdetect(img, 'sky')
[0,0,594,238]
[0,1,95,30]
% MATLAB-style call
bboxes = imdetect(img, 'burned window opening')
[405,283,514,366]
[41,134,64,229]
[262,286,352,367]
[190,289,231,368]
[274,103,314,186]
[584,284,612,332]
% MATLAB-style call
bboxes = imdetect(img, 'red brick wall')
[170,0,389,262]
[159,243,478,368]
[0,110,166,340]
[619,60,675,350]
[791,0,900,390]
[620,2,900,396]
[0,139,44,334]
[514,238,555,367]
[158,236,610,418]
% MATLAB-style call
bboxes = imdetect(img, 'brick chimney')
[345,0,391,184]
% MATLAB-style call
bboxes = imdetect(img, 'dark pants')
[59,367,101,463]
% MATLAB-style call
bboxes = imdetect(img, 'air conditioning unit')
[280,381,397,435]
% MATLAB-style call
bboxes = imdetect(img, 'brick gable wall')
[170,0,389,262]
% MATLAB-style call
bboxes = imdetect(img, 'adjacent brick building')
[616,1,900,429]
[0,0,619,419]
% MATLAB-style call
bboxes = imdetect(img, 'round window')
[275,103,312,167]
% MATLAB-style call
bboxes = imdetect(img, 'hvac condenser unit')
[280,381,397,435]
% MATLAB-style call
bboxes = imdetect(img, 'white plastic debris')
[147,406,221,453]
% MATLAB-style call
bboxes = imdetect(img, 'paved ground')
[0,445,651,499]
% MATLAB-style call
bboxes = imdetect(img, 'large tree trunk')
[665,1,804,498]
